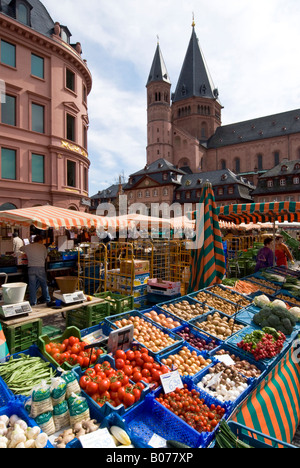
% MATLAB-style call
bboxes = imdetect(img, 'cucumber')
[166,440,192,449]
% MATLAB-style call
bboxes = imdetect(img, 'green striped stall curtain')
[188,182,226,293]
[231,346,300,445]
[0,324,9,359]
[217,201,300,224]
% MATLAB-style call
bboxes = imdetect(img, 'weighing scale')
[0,301,32,319]
[53,290,86,305]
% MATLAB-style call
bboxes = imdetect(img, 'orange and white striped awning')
[0,205,119,231]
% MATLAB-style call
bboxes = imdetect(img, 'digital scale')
[53,290,86,305]
[0,301,32,319]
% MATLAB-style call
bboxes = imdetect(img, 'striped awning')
[0,205,119,231]
[188,182,226,293]
[217,201,300,224]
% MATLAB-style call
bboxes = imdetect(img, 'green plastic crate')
[38,326,82,371]
[3,319,43,355]
[42,325,62,339]
[94,292,134,315]
[66,301,110,330]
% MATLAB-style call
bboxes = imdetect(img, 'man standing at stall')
[21,235,51,306]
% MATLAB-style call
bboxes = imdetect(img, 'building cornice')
[0,13,92,94]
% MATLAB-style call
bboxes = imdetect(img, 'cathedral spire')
[172,25,220,103]
[146,41,171,87]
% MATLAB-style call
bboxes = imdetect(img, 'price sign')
[107,324,134,355]
[160,370,184,394]
[79,428,116,449]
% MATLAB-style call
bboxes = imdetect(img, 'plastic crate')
[42,325,62,339]
[158,295,214,322]
[174,324,222,355]
[205,284,252,307]
[80,320,112,341]
[106,310,183,357]
[0,400,54,448]
[2,319,43,355]
[72,355,150,419]
[190,313,246,343]
[140,305,185,330]
[93,292,134,315]
[213,421,297,448]
[0,375,14,407]
[188,290,242,318]
[66,301,110,329]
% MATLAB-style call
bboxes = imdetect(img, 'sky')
[42,0,300,196]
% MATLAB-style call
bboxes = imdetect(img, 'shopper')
[12,232,24,256]
[21,235,51,306]
[275,234,294,268]
[255,237,274,272]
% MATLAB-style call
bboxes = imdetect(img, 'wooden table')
[0,297,105,327]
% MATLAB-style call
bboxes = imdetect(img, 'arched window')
[257,154,263,171]
[234,158,241,173]
[17,2,31,26]
[201,123,207,139]
[220,160,226,170]
[274,151,280,166]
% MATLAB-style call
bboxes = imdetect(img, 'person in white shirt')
[12,232,24,256]
[21,235,51,306]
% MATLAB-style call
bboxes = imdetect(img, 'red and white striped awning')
[0,205,118,230]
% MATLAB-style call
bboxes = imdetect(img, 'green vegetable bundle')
[253,304,297,336]
[215,421,253,448]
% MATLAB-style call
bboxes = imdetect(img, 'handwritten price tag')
[160,370,184,394]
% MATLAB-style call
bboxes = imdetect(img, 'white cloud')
[42,0,300,194]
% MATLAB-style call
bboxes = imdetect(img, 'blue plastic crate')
[235,304,260,325]
[0,400,54,448]
[174,324,222,355]
[213,421,297,448]
[80,320,113,341]
[0,375,14,408]
[226,325,291,368]
[105,310,183,357]
[149,378,232,448]
[158,295,214,322]
[189,312,246,343]
[188,290,242,318]
[72,354,150,419]
[204,284,253,306]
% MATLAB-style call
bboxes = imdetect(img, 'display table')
[0,297,106,327]
[230,340,300,445]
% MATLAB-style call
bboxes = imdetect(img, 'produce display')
[252,296,297,335]
[196,362,249,402]
[215,420,254,448]
[260,271,286,284]
[237,328,286,361]
[209,286,251,308]
[156,384,226,434]
[0,354,56,396]
[194,291,238,316]
[143,310,181,329]
[54,418,100,448]
[176,327,219,353]
[275,293,300,308]
[79,359,146,409]
[160,346,212,377]
[160,300,211,321]
[214,349,262,378]
[113,348,170,388]
[112,316,177,353]
[247,278,281,291]
[233,279,276,296]
[44,336,105,369]
[193,312,245,340]
[0,414,49,448]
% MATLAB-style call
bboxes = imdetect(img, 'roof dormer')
[9,0,32,27]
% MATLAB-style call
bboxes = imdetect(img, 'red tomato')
[110,379,122,392]
[115,349,126,360]
[53,353,61,363]
[135,357,145,367]
[82,357,91,368]
[123,365,133,376]
[76,356,84,367]
[94,363,103,374]
[86,381,99,396]
[115,359,125,370]
[126,350,135,361]
[134,382,145,391]
[85,368,96,378]
[142,354,152,363]
[71,343,81,355]
[60,344,66,353]
[160,365,170,374]
[60,352,69,364]
[132,371,142,383]
[45,344,52,354]
[141,369,150,378]
[133,387,141,401]
[79,375,91,389]
[134,350,142,359]
[98,378,110,394]
[123,392,135,407]
[68,336,80,346]
[63,339,69,348]
[50,347,60,356]
[151,369,162,382]
[117,386,126,401]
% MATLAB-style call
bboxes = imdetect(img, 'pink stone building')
[0,0,92,212]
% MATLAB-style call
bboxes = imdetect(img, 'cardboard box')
[120,260,150,276]
[147,279,181,296]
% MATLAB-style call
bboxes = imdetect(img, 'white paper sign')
[160,370,184,394]
[107,325,134,355]
[216,354,236,366]
[79,428,116,449]
[148,433,167,448]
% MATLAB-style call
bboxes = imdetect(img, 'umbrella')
[188,182,226,293]
[0,324,9,359]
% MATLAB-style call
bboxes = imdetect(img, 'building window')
[32,103,44,133]
[153,189,158,197]
[83,167,88,192]
[31,54,44,79]
[293,177,299,185]
[274,151,280,166]
[176,193,181,200]
[17,2,31,26]
[163,188,168,196]
[67,160,76,187]
[257,154,263,171]
[280,178,286,186]
[145,190,150,198]
[129,192,133,200]
[218,188,224,196]
[60,27,71,44]
[83,125,87,149]
[66,114,75,141]
[163,173,168,181]
[138,191,142,199]
[66,69,75,92]
[228,186,234,194]
[234,158,241,173]
[220,160,226,170]
[1,40,16,68]
[32,154,44,183]
[186,192,191,199]
[196,190,201,198]
[267,180,273,188]
[1,148,16,180]
[83,84,87,104]
[1,95,16,126]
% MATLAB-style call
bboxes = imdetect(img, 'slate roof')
[1,0,56,37]
[255,158,300,178]
[172,26,220,104]
[175,169,254,191]
[207,109,300,149]
[147,43,171,86]
[91,184,125,201]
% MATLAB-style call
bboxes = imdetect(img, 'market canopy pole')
[188,182,226,293]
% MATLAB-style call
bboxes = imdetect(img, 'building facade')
[0,0,92,212]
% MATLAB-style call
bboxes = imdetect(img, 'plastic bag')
[29,380,53,418]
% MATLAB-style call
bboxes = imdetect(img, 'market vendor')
[275,234,294,268]
[255,237,274,272]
